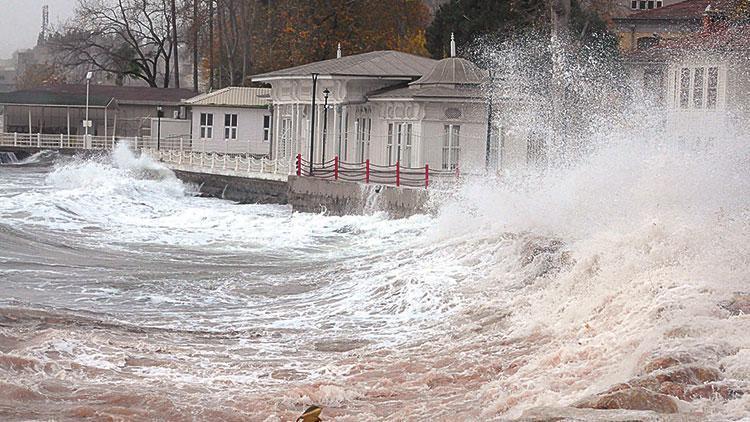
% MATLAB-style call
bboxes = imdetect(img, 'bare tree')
[208,0,214,90]
[193,0,199,91]
[171,0,180,88]
[51,0,176,88]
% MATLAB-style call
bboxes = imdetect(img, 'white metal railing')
[143,148,292,181]
[0,132,119,150]
[0,132,176,151]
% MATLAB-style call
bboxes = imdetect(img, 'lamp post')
[309,73,319,175]
[322,88,330,165]
[157,105,164,150]
[485,69,494,170]
[84,71,93,147]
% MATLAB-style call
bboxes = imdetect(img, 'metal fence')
[294,154,459,189]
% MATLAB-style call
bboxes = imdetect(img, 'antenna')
[40,5,49,43]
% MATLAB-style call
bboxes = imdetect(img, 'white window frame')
[355,117,371,163]
[279,117,292,158]
[263,115,271,142]
[224,113,238,140]
[442,124,460,170]
[200,113,213,139]
[671,65,722,111]
[387,122,412,166]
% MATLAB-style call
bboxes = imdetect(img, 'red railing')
[295,154,458,189]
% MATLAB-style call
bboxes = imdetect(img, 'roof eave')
[252,74,418,82]
[0,102,110,108]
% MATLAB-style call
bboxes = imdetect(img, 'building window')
[673,66,720,110]
[679,68,690,109]
[636,36,658,50]
[224,113,238,140]
[632,0,662,9]
[707,67,719,109]
[355,117,371,163]
[200,113,213,139]
[279,118,292,158]
[387,122,413,166]
[442,124,460,170]
[263,115,271,142]
[692,67,704,108]
[527,132,546,166]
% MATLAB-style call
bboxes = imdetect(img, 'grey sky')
[0,0,78,60]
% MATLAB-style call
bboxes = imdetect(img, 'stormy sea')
[0,135,748,421]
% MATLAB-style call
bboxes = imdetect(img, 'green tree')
[425,0,615,59]
[426,0,546,59]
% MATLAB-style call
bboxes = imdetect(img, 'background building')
[0,85,193,139]
[613,0,728,51]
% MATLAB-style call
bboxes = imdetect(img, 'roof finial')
[337,43,342,58]
[450,32,456,57]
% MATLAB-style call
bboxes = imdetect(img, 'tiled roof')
[184,87,271,108]
[624,0,733,20]
[251,50,436,80]
[0,84,194,107]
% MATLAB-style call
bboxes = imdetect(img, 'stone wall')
[170,171,429,217]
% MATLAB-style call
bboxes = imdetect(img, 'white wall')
[190,105,271,155]
[149,118,191,148]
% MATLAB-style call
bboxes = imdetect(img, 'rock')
[684,383,734,401]
[643,356,683,374]
[720,293,750,316]
[574,387,679,414]
[657,381,686,400]
[517,406,667,421]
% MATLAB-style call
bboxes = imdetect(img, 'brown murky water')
[0,147,749,420]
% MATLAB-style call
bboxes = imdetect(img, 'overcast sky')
[0,0,78,59]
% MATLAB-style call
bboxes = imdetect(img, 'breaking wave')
[0,138,748,420]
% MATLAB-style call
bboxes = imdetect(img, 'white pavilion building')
[251,42,495,172]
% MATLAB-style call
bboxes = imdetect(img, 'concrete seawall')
[286,176,428,217]
[173,170,289,205]
[170,171,429,217]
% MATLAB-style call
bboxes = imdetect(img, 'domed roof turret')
[410,56,486,86]
[410,33,486,87]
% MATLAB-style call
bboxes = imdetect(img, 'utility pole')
[171,0,180,88]
[485,69,494,170]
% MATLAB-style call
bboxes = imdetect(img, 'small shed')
[183,87,272,155]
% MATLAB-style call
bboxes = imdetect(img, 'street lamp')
[322,88,330,165]
[156,105,164,150]
[309,73,319,176]
[84,71,93,147]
